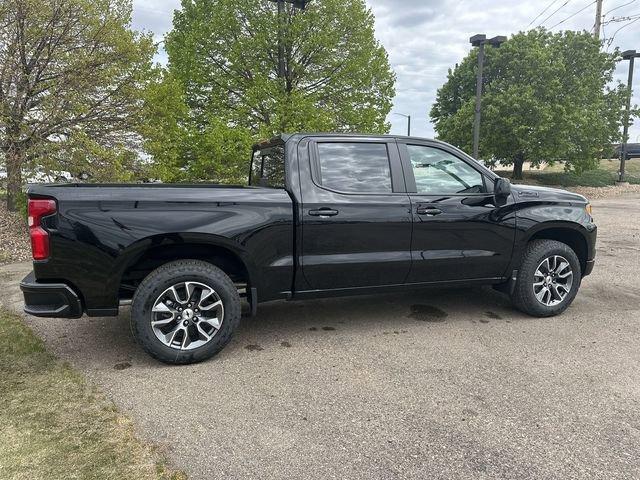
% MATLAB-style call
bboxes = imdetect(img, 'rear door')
[398,141,516,283]
[299,137,412,291]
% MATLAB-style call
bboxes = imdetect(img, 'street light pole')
[472,39,485,160]
[269,0,309,80]
[394,113,411,136]
[619,50,639,184]
[277,0,285,79]
[469,34,506,160]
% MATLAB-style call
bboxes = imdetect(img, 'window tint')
[317,143,392,193]
[250,145,285,188]
[407,145,485,194]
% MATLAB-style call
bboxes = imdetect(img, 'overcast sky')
[132,0,640,141]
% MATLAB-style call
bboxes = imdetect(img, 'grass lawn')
[495,159,640,187]
[0,308,186,480]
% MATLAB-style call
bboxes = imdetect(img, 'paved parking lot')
[2,195,639,480]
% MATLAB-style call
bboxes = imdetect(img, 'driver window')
[406,145,485,195]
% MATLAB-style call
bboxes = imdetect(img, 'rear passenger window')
[250,145,285,188]
[316,143,392,193]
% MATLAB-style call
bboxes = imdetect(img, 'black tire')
[131,260,241,364]
[511,239,582,317]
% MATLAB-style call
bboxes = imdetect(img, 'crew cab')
[21,134,597,364]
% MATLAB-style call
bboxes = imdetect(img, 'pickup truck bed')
[26,183,294,315]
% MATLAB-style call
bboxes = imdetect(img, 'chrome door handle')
[416,206,442,216]
[309,208,339,217]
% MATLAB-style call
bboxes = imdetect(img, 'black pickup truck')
[21,134,596,364]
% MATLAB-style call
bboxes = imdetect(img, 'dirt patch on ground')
[0,201,30,265]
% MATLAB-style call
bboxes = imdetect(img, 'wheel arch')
[112,233,255,301]
[524,223,589,275]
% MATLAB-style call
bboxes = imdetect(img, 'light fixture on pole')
[393,113,412,136]
[268,0,310,79]
[469,34,507,160]
[619,49,640,184]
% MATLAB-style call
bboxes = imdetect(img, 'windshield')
[249,145,285,188]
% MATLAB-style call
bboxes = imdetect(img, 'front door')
[300,138,412,291]
[398,141,516,283]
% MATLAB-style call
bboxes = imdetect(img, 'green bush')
[535,169,616,187]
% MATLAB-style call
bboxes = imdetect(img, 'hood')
[510,183,588,204]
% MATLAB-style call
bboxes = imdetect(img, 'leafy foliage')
[0,0,155,209]
[144,0,396,183]
[140,72,253,184]
[430,30,629,179]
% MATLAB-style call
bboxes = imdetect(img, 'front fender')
[510,202,597,274]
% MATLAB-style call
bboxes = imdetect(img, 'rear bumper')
[20,272,83,318]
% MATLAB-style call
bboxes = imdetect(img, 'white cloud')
[132,0,640,141]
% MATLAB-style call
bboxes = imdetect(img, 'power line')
[605,16,640,49]
[528,0,562,26]
[539,0,572,27]
[549,0,597,28]
[604,0,638,16]
[602,12,640,24]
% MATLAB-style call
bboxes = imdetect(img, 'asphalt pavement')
[2,194,639,480]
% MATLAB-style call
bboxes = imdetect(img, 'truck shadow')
[231,286,516,350]
[24,285,522,369]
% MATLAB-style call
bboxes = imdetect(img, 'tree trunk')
[6,148,24,212]
[512,153,525,180]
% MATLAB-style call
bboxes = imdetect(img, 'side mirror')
[494,177,512,198]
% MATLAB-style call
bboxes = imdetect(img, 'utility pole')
[595,0,603,41]
[619,50,640,184]
[469,34,507,160]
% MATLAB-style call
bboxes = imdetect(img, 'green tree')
[430,30,628,179]
[144,0,395,183]
[140,72,253,184]
[0,0,155,210]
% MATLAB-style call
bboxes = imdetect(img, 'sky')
[132,0,640,141]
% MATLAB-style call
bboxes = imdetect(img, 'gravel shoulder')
[1,195,639,480]
[568,183,640,199]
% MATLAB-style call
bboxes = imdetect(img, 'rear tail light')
[28,199,57,260]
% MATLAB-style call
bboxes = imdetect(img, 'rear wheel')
[511,239,582,317]
[131,260,241,364]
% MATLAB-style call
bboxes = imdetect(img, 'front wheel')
[131,260,241,364]
[511,239,582,317]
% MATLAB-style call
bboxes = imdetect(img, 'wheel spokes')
[196,322,213,341]
[152,302,172,313]
[151,315,175,328]
[532,255,574,307]
[168,286,188,305]
[151,281,224,351]
[164,325,183,346]
[200,316,221,330]
[199,299,222,312]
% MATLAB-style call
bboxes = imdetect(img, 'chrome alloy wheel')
[533,255,574,307]
[151,281,224,350]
